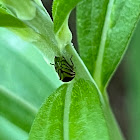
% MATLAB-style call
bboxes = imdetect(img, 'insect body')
[51,56,75,82]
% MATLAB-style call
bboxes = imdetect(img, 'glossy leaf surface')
[29,79,123,140]
[77,0,140,90]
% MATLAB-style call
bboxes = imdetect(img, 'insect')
[51,56,75,82]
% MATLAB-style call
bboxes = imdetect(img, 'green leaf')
[0,8,26,27]
[0,1,63,139]
[0,86,37,132]
[52,0,83,49]
[0,0,59,60]
[29,79,123,140]
[0,116,28,140]
[77,0,108,77]
[0,0,36,20]
[0,0,64,139]
[77,0,140,91]
[0,28,61,107]
[0,26,61,138]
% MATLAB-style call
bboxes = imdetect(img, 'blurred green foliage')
[125,20,140,140]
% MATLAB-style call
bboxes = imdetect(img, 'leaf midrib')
[63,83,73,140]
[93,0,114,90]
[0,86,38,132]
